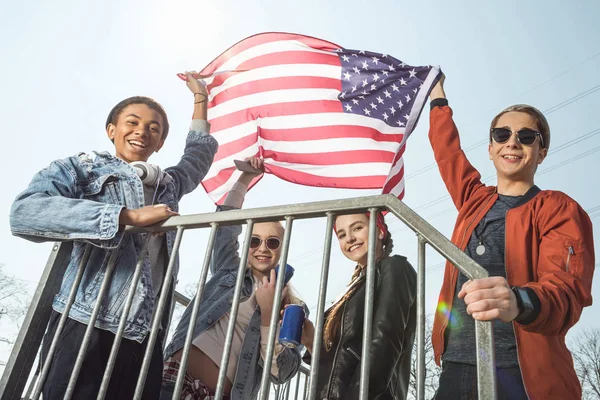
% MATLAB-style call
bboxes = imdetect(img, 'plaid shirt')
[163,360,230,400]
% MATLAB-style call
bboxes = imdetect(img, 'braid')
[323,264,365,351]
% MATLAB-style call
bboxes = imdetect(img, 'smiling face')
[335,214,384,267]
[106,104,165,163]
[488,111,547,186]
[248,222,284,276]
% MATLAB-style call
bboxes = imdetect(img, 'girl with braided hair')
[301,212,417,399]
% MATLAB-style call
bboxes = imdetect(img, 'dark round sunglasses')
[250,236,281,250]
[490,127,545,148]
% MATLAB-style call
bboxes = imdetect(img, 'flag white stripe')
[261,137,400,154]
[209,63,341,99]
[210,88,340,119]
[211,113,406,146]
[205,137,398,181]
[387,178,406,198]
[204,40,337,85]
[266,160,392,177]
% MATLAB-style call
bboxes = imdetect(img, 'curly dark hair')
[105,96,169,140]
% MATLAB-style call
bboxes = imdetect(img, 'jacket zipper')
[566,246,574,273]
[326,302,348,399]
[505,210,531,399]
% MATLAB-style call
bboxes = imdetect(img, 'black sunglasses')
[250,236,281,250]
[490,127,545,148]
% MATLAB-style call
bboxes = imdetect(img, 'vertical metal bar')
[64,246,121,400]
[303,372,309,400]
[416,236,426,400]
[475,320,497,400]
[293,370,301,400]
[31,244,92,400]
[23,369,39,400]
[172,223,219,399]
[258,216,294,399]
[285,379,292,400]
[214,219,255,400]
[307,213,334,400]
[358,208,378,400]
[96,236,151,400]
[133,227,185,399]
[0,242,72,400]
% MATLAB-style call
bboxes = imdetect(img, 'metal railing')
[0,194,497,400]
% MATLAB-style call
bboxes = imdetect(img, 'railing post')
[63,247,120,400]
[215,219,255,400]
[259,216,294,399]
[358,208,379,400]
[475,320,497,399]
[96,236,151,400]
[0,242,72,400]
[306,213,335,400]
[133,227,186,400]
[172,223,219,399]
[32,244,92,400]
[416,236,426,400]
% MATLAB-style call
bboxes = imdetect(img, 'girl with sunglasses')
[428,75,594,399]
[299,212,417,399]
[161,157,304,399]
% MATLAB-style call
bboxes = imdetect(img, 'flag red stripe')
[201,32,340,78]
[260,124,403,143]
[207,51,340,93]
[210,99,344,133]
[261,149,396,165]
[265,164,387,189]
[209,76,341,109]
[214,132,258,160]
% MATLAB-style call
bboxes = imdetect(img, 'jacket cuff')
[430,98,449,109]
[190,119,211,136]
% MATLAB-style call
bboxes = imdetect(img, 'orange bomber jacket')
[429,104,595,399]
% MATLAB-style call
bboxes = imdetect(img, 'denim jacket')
[163,206,302,399]
[10,125,218,343]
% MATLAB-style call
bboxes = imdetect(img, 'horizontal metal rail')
[1,194,496,400]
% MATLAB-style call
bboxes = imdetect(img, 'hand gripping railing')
[0,194,497,400]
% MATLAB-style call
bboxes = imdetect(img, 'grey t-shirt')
[443,194,524,367]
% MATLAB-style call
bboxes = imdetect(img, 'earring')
[379,235,384,239]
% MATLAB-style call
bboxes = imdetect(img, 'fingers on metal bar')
[306,213,335,400]
[258,216,294,400]
[133,227,185,400]
[64,247,120,400]
[31,244,92,400]
[97,235,152,400]
[172,223,219,400]
[215,219,255,400]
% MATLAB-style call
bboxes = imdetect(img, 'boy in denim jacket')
[9,72,217,399]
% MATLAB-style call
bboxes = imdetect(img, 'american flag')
[189,32,441,204]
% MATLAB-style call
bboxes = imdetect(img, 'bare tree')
[571,328,600,400]
[0,264,31,345]
[408,315,440,400]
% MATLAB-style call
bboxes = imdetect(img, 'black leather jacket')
[304,255,417,399]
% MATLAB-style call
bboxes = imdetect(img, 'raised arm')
[429,76,487,210]
[209,157,264,274]
[164,71,218,200]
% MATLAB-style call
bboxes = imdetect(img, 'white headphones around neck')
[130,161,163,186]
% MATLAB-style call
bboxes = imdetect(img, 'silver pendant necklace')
[474,219,505,256]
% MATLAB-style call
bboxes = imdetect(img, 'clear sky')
[1,0,599,369]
